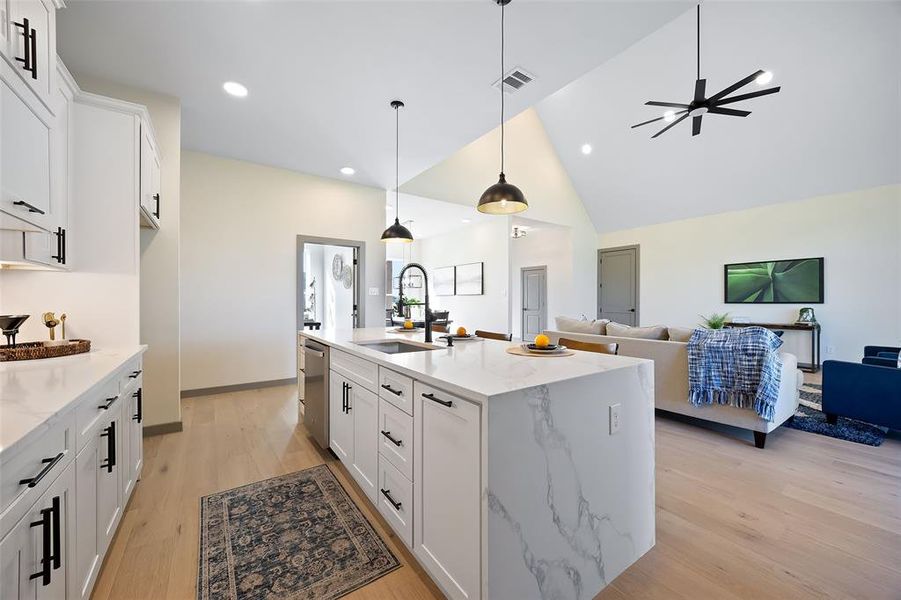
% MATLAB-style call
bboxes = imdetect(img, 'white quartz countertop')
[300,328,649,402]
[0,346,146,455]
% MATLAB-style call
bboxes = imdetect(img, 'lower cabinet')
[329,372,354,463]
[0,459,76,600]
[414,382,481,600]
[329,370,378,504]
[74,435,101,599]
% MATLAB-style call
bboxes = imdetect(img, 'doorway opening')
[597,245,639,326]
[520,266,547,342]
[297,236,365,332]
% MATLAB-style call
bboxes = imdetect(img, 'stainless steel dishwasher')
[302,340,330,449]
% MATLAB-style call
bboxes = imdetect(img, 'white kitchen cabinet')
[4,0,56,112]
[349,384,378,504]
[378,398,413,481]
[0,458,75,600]
[376,457,413,548]
[95,406,122,557]
[74,434,100,600]
[329,372,354,463]
[138,123,160,229]
[414,382,481,600]
[122,384,143,500]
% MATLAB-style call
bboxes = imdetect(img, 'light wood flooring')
[91,384,901,600]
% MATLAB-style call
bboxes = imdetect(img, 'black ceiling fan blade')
[692,115,702,136]
[714,86,781,106]
[707,70,765,102]
[651,112,689,138]
[708,106,751,117]
[694,79,706,102]
[631,109,688,129]
[645,101,691,109]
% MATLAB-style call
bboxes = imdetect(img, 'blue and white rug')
[783,383,887,446]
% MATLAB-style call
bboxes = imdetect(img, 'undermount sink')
[355,340,442,355]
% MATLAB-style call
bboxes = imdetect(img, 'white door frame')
[520,265,547,341]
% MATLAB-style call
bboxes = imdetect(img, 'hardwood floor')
[92,385,901,600]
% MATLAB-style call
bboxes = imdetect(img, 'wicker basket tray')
[0,340,91,362]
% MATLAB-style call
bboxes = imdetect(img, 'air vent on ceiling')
[493,67,534,93]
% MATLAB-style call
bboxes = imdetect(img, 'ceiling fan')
[632,3,781,138]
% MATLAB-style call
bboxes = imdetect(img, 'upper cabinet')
[2,0,58,112]
[139,122,160,229]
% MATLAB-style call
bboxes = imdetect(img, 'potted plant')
[700,312,730,329]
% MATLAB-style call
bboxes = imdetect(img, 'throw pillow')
[606,322,668,340]
[667,327,696,342]
[555,316,609,335]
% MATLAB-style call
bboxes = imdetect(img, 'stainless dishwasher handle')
[304,349,325,358]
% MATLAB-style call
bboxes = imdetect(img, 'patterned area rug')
[198,465,400,600]
[783,383,887,446]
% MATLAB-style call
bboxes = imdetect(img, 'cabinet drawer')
[331,348,378,392]
[378,399,413,481]
[377,457,413,549]
[378,367,413,416]
[0,408,74,540]
[118,357,142,393]
[74,378,119,454]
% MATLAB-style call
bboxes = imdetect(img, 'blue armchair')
[822,360,901,430]
[863,345,900,368]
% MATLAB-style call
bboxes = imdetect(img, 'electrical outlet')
[609,403,622,435]
[826,345,835,355]
[368,287,379,296]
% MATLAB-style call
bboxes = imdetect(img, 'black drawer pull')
[100,422,116,473]
[97,396,117,410]
[19,452,64,488]
[380,430,403,447]
[50,496,61,570]
[153,193,160,219]
[12,199,45,214]
[381,383,403,396]
[51,227,65,264]
[29,504,52,586]
[380,488,402,511]
[129,369,142,378]
[342,381,348,413]
[132,388,143,423]
[422,392,452,407]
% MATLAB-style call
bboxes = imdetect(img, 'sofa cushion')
[607,322,668,340]
[555,316,609,335]
[667,327,696,343]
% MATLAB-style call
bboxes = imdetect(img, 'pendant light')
[382,100,414,243]
[477,0,527,215]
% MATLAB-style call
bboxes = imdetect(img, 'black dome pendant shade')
[382,100,414,243]
[477,0,527,215]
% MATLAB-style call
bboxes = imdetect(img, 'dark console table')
[726,321,821,373]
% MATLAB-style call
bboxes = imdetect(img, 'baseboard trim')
[180,377,298,399]
[143,421,183,437]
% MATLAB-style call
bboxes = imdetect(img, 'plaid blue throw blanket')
[688,326,784,422]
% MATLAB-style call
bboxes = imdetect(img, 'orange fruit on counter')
[534,334,551,348]
[403,320,414,330]
[456,326,467,337]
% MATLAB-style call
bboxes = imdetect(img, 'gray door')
[598,247,638,325]
[521,266,546,342]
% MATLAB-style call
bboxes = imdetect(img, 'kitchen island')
[300,327,655,600]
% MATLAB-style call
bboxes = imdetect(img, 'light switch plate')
[609,403,621,435]
[368,287,379,296]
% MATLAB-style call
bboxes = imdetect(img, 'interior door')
[521,266,546,342]
[598,247,638,325]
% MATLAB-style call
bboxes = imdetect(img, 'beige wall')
[75,75,182,429]
[180,151,386,391]
[402,108,598,323]
[598,185,901,363]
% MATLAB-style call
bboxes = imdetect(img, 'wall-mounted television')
[724,257,824,304]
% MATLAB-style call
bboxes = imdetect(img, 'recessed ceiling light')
[663,110,676,122]
[222,81,248,98]
[756,71,773,85]
[339,166,355,175]
[581,143,592,155]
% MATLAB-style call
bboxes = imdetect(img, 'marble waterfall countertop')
[300,327,650,403]
[0,346,146,455]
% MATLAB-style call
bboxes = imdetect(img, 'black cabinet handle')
[381,383,402,396]
[97,396,117,410]
[341,382,347,413]
[100,422,116,473]
[13,18,37,80]
[12,199,45,214]
[29,504,52,586]
[153,193,160,219]
[19,452,64,488]
[422,392,453,408]
[51,227,66,264]
[129,369,142,378]
[380,430,403,447]
[133,388,143,423]
[380,488,402,511]
[345,383,352,412]
[50,496,61,570]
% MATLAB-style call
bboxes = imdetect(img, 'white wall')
[410,219,510,334]
[180,151,386,391]
[509,219,573,339]
[598,185,901,362]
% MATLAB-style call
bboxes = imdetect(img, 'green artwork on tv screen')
[725,258,823,303]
